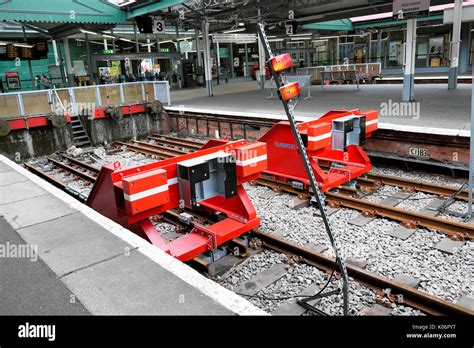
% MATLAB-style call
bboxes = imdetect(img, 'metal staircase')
[70,115,92,148]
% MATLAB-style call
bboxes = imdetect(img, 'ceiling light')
[177,37,193,41]
[119,37,134,43]
[238,22,245,27]
[13,42,34,48]
[223,28,246,34]
[289,33,312,37]
[80,29,98,35]
[102,34,116,39]
[290,37,312,40]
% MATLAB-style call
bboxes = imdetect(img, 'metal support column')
[156,33,160,51]
[111,28,116,52]
[103,39,108,50]
[229,43,235,78]
[402,18,416,102]
[22,26,35,89]
[377,30,382,64]
[244,43,249,77]
[202,19,213,96]
[448,0,463,90]
[133,23,139,53]
[63,38,74,86]
[55,40,67,85]
[195,28,202,69]
[469,65,474,216]
[146,36,152,53]
[216,42,221,84]
[84,33,93,82]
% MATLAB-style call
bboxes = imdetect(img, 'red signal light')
[270,54,293,72]
[279,82,300,101]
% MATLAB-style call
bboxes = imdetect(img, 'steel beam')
[201,19,213,97]
[448,0,463,90]
[402,18,416,102]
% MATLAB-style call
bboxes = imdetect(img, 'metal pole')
[216,42,221,83]
[229,43,235,78]
[202,18,213,96]
[63,38,74,86]
[111,28,116,52]
[195,28,202,69]
[448,0,462,90]
[402,18,416,102]
[258,8,265,89]
[257,23,350,316]
[469,65,474,216]
[103,39,108,50]
[22,26,35,89]
[134,23,139,53]
[84,33,93,82]
[377,30,382,63]
[156,33,161,51]
[244,42,249,77]
[55,40,67,85]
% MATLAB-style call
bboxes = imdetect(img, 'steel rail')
[252,229,473,316]
[147,135,204,150]
[256,178,474,239]
[114,141,174,158]
[131,140,191,155]
[46,157,97,182]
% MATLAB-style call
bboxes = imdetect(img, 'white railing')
[0,81,171,119]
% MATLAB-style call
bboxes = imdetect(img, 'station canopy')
[0,0,458,39]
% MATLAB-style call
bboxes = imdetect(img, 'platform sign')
[393,0,430,19]
[153,18,165,34]
[213,33,256,44]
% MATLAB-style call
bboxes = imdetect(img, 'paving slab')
[386,226,417,240]
[17,212,131,277]
[0,170,29,187]
[271,283,321,316]
[346,257,368,269]
[393,273,421,289]
[435,238,465,254]
[361,304,392,316]
[61,249,233,315]
[455,295,474,311]
[418,208,439,217]
[425,198,447,211]
[348,214,375,227]
[0,180,47,205]
[286,196,309,209]
[0,194,76,229]
[0,216,88,315]
[0,161,13,173]
[234,263,287,296]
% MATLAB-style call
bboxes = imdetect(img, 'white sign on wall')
[285,24,294,35]
[213,33,256,44]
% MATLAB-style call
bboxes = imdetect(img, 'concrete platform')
[168,81,471,136]
[0,155,266,316]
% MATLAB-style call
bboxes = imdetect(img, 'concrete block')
[391,191,413,200]
[271,283,321,316]
[286,196,309,209]
[0,170,29,187]
[435,238,465,254]
[346,257,368,269]
[360,304,392,316]
[234,263,287,296]
[0,194,76,229]
[0,180,47,206]
[348,214,374,226]
[393,273,420,289]
[425,198,446,211]
[258,190,282,200]
[380,196,403,207]
[455,295,474,311]
[419,208,439,217]
[386,226,416,240]
[62,250,233,315]
[17,212,131,277]
[206,254,240,277]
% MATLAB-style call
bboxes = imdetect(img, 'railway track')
[22,135,473,316]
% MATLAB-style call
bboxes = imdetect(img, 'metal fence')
[0,81,171,119]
